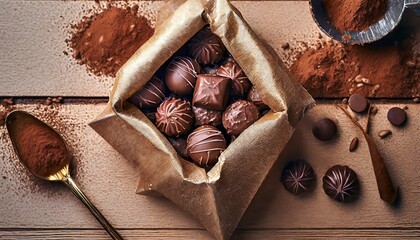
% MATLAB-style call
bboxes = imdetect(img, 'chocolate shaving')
[337,104,398,204]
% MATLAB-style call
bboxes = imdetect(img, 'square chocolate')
[192,74,231,111]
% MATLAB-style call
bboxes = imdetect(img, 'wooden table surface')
[1,1,419,239]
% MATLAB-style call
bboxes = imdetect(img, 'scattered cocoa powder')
[67,6,154,77]
[323,0,387,32]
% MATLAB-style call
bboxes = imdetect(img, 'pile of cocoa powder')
[67,5,154,77]
[323,0,387,32]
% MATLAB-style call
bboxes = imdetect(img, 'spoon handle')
[63,176,123,240]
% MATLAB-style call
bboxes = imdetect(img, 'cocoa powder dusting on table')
[323,0,387,32]
[67,6,154,77]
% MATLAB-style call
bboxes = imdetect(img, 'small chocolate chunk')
[312,118,337,141]
[348,93,369,113]
[281,160,315,195]
[216,60,251,97]
[187,28,225,65]
[222,100,261,137]
[165,57,201,96]
[323,165,360,202]
[187,125,227,166]
[168,137,189,159]
[247,85,269,110]
[156,98,194,137]
[387,107,407,126]
[129,76,166,108]
[193,106,222,127]
[192,74,231,111]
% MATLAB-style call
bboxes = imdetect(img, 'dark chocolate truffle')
[188,28,225,65]
[129,76,166,108]
[281,160,315,195]
[156,98,194,137]
[222,100,261,137]
[165,57,201,96]
[192,74,231,111]
[387,107,407,126]
[349,94,369,113]
[323,165,360,202]
[247,85,269,110]
[216,60,251,97]
[187,125,227,166]
[193,106,222,127]
[168,137,189,159]
[312,118,338,141]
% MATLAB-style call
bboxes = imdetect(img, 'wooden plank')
[1,229,420,239]
[0,1,319,97]
[1,103,419,231]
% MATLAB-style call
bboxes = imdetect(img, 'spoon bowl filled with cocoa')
[6,110,123,240]
[310,0,419,44]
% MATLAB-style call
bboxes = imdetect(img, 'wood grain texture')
[0,103,419,236]
[0,1,319,97]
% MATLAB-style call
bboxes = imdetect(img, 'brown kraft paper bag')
[90,0,315,239]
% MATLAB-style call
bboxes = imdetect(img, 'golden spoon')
[6,110,123,240]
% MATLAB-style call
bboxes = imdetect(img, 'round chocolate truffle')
[187,28,226,65]
[156,98,194,137]
[222,100,261,137]
[387,107,407,126]
[187,125,227,166]
[247,85,269,110]
[216,60,251,97]
[349,93,369,113]
[312,118,338,141]
[168,137,189,159]
[281,160,315,195]
[165,57,201,96]
[323,165,360,202]
[193,106,222,127]
[129,76,166,109]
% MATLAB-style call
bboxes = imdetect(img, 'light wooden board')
[0,103,419,239]
[0,1,320,97]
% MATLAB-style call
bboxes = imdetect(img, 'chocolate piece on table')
[187,28,226,65]
[192,74,231,111]
[168,137,189,159]
[165,57,201,96]
[323,165,360,202]
[387,107,407,126]
[348,93,369,113]
[247,85,269,110]
[216,60,251,97]
[312,118,338,141]
[156,98,194,137]
[187,125,227,167]
[222,100,261,137]
[281,160,315,195]
[129,76,166,109]
[193,106,222,127]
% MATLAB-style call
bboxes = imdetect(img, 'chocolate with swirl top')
[193,74,231,111]
[216,60,251,97]
[129,76,166,109]
[188,28,226,65]
[323,165,360,202]
[222,100,261,137]
[156,98,194,137]
[165,57,201,96]
[187,125,227,166]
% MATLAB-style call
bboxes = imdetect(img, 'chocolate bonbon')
[165,57,201,96]
[247,85,269,110]
[281,160,315,195]
[188,28,225,65]
[312,118,338,141]
[187,125,227,166]
[222,100,261,137]
[216,60,251,97]
[193,106,222,127]
[156,98,194,137]
[193,74,230,111]
[323,165,360,202]
[130,76,166,108]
